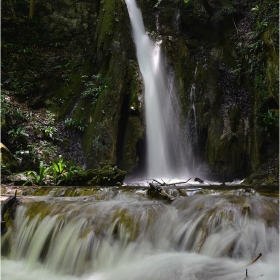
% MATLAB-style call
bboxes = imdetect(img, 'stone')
[6,173,33,186]
[0,143,18,174]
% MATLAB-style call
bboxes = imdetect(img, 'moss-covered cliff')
[1,0,278,183]
[137,0,278,181]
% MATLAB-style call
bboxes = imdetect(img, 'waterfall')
[1,191,279,280]
[125,0,188,179]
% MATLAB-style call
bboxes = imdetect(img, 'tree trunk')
[9,0,17,20]
[29,0,35,19]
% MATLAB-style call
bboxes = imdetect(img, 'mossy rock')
[94,165,126,186]
[71,165,126,186]
[0,143,18,174]
[5,173,33,186]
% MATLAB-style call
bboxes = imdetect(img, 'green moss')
[110,208,140,242]
[52,72,84,120]
[121,116,144,172]
[128,62,142,110]
[25,201,52,223]
[265,49,279,103]
[205,117,222,167]
[33,187,55,196]
[96,0,116,50]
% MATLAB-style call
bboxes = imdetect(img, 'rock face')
[0,143,18,175]
[242,153,279,186]
[1,0,278,181]
[136,0,278,180]
[28,0,145,172]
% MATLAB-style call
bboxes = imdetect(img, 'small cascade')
[172,9,181,34]
[1,193,279,279]
[186,66,199,172]
[125,0,188,179]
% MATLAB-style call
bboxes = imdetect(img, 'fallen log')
[152,178,191,186]
[147,183,175,203]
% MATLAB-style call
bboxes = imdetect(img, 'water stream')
[125,0,188,179]
[1,188,279,279]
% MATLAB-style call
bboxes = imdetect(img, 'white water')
[186,66,198,173]
[1,193,279,280]
[125,0,188,179]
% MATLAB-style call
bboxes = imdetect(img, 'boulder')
[5,173,33,186]
[0,143,18,174]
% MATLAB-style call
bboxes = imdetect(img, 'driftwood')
[152,178,191,186]
[245,253,262,267]
[239,253,263,278]
[194,177,204,184]
[148,183,175,203]
[196,228,208,253]
[146,178,192,203]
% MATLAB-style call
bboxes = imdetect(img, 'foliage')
[24,157,82,186]
[25,161,49,185]
[92,122,111,153]
[81,74,108,106]
[59,158,83,184]
[212,5,237,22]
[49,156,67,185]
[258,110,279,138]
[64,117,87,131]
[2,90,60,166]
[154,0,163,8]
[232,1,279,144]
[8,126,29,140]
[49,157,82,185]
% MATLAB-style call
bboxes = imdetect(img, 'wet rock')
[194,178,204,184]
[147,183,175,203]
[6,173,33,186]
[242,154,279,187]
[1,191,21,236]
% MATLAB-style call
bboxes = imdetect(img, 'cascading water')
[125,0,188,179]
[186,66,199,173]
[1,188,279,280]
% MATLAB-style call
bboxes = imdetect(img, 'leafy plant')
[8,127,29,140]
[48,157,82,185]
[64,117,87,131]
[58,159,82,184]
[43,126,57,139]
[23,156,82,186]
[25,161,49,185]
[81,74,108,105]
[50,156,67,185]
[261,110,278,128]
[64,117,75,128]
[1,92,11,115]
